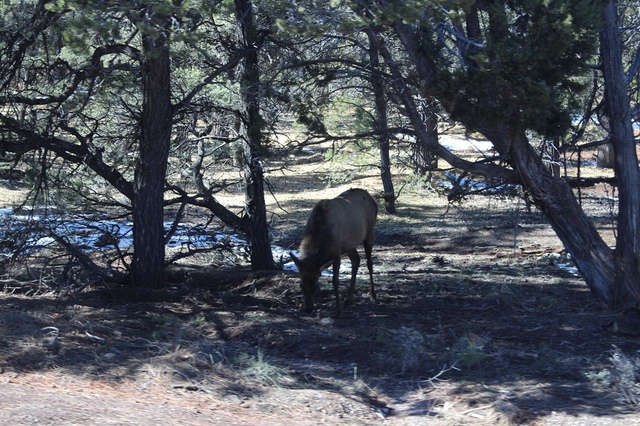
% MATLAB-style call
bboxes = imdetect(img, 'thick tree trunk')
[601,1,640,308]
[365,29,396,213]
[483,126,615,306]
[383,22,618,307]
[236,0,274,270]
[132,23,172,288]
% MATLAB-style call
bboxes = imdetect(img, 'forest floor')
[1,139,640,425]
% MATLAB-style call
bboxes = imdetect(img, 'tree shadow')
[0,202,635,423]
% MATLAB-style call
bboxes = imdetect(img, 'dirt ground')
[1,144,640,425]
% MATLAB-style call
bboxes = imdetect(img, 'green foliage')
[367,0,440,27]
[294,100,328,134]
[322,135,377,186]
[436,0,604,137]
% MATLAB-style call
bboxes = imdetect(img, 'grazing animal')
[290,188,378,316]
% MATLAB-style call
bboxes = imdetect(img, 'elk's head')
[290,253,321,313]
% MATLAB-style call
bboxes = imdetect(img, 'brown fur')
[290,188,377,316]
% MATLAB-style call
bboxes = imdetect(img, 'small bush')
[453,333,489,369]
[374,326,428,376]
[235,349,295,387]
[587,345,640,406]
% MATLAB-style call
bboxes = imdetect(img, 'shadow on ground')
[1,231,637,424]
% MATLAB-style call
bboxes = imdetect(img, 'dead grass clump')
[372,326,430,377]
[587,345,640,406]
[233,348,297,388]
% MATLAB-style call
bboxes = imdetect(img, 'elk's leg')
[364,238,376,302]
[332,257,343,317]
[345,249,360,306]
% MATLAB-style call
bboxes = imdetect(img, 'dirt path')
[0,373,331,426]
[2,372,638,425]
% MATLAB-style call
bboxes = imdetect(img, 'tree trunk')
[365,28,396,213]
[600,0,640,308]
[236,0,274,270]
[412,100,439,180]
[382,20,618,307]
[132,20,172,288]
[484,126,615,306]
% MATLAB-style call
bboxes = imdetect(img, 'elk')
[290,188,377,316]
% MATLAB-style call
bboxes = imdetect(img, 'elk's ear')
[290,252,300,265]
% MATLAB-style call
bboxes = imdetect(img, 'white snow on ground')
[439,135,494,152]
[538,252,580,276]
[0,208,289,265]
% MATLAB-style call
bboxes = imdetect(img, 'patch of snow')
[0,209,287,265]
[440,135,493,152]
[283,250,353,277]
[438,171,517,195]
[538,252,580,276]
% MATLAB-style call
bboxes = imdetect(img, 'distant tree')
[272,5,413,208]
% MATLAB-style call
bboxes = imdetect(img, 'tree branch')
[0,113,135,200]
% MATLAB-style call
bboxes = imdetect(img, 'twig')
[462,403,494,415]
[85,331,106,343]
[420,362,460,387]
